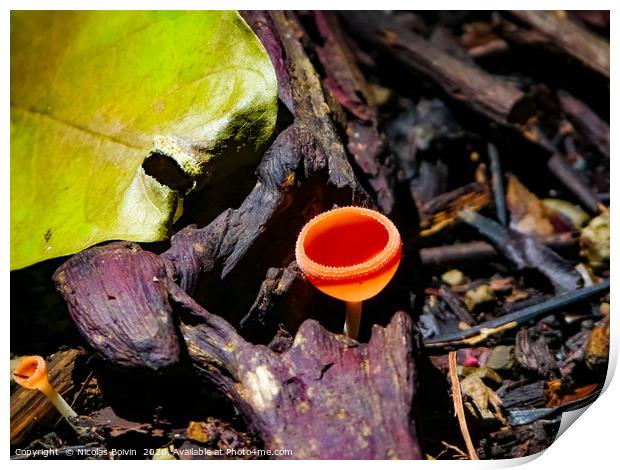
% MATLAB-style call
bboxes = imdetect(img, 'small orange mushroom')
[295,206,402,339]
[13,355,79,428]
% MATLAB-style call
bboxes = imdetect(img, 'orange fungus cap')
[12,355,50,391]
[295,206,402,302]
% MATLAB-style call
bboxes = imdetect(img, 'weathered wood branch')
[547,153,601,214]
[458,209,582,294]
[511,11,610,78]
[55,243,181,370]
[55,236,423,458]
[419,233,578,267]
[340,12,534,125]
[171,280,421,459]
[309,11,396,214]
[419,182,492,236]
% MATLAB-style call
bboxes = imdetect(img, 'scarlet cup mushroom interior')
[303,216,389,268]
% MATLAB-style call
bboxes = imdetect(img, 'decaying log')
[55,238,423,458]
[510,11,610,78]
[341,12,534,125]
[11,348,86,445]
[308,12,396,214]
[171,281,421,459]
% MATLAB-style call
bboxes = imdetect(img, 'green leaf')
[10,11,277,270]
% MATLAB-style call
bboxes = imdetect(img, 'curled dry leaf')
[485,345,516,372]
[580,209,610,271]
[460,375,505,424]
[460,366,503,385]
[506,175,553,236]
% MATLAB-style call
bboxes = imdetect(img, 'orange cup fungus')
[13,355,79,426]
[295,206,402,338]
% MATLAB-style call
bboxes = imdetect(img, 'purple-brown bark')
[510,11,610,78]
[172,280,421,459]
[340,12,534,125]
[55,243,180,370]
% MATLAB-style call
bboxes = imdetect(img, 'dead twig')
[419,233,578,267]
[487,143,507,226]
[425,279,610,347]
[511,11,609,77]
[448,351,478,460]
[547,153,601,214]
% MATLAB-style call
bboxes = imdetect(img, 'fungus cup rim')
[13,355,48,390]
[295,206,402,282]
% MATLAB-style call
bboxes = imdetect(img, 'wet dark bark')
[510,11,610,78]
[174,280,421,459]
[308,11,397,214]
[558,90,609,159]
[340,12,535,125]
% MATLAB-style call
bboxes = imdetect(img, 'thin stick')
[441,441,469,460]
[425,279,609,347]
[488,143,507,226]
[344,301,363,339]
[419,233,578,267]
[448,351,478,460]
[547,153,600,214]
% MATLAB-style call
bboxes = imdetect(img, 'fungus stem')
[344,301,363,339]
[41,383,79,422]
